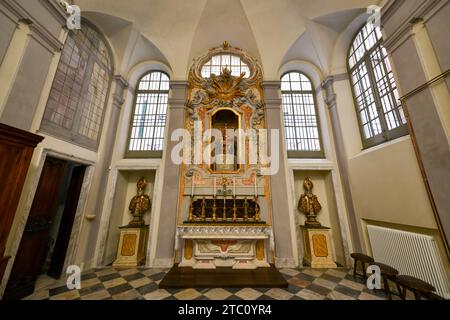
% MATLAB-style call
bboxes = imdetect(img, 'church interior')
[0,0,449,302]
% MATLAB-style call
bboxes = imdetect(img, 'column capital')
[262,81,282,108]
[262,81,281,90]
[169,80,189,90]
[169,81,189,107]
[321,76,337,110]
[112,75,129,109]
[321,76,334,89]
[114,75,129,89]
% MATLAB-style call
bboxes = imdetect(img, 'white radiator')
[367,225,450,299]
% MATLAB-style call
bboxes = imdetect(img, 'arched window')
[201,54,250,78]
[348,23,407,148]
[41,21,113,150]
[126,71,170,158]
[281,71,324,158]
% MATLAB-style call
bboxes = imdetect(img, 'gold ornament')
[203,68,246,102]
[128,177,151,227]
[298,177,322,227]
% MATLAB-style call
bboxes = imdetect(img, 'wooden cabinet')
[0,123,43,284]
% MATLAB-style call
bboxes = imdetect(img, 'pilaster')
[321,76,362,253]
[262,81,298,268]
[382,0,450,260]
[153,81,189,265]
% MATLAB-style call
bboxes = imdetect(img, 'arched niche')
[209,108,241,173]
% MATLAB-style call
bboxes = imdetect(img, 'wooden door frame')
[0,149,94,298]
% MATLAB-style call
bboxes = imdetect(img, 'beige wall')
[330,1,448,266]
[293,170,346,266]
[334,74,442,253]
[380,0,450,263]
[348,137,437,229]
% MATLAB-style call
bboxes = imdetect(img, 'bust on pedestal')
[298,178,337,268]
[113,177,150,267]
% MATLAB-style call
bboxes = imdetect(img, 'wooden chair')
[395,275,437,300]
[372,262,399,300]
[422,292,446,300]
[351,253,374,280]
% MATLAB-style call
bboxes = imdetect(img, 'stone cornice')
[0,2,18,24]
[1,0,64,53]
[28,23,64,53]
[382,0,447,53]
[39,0,68,25]
[332,73,349,82]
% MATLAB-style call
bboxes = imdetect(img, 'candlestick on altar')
[188,196,194,222]
[212,195,217,222]
[223,194,227,220]
[201,196,206,221]
[232,196,237,222]
[191,179,195,197]
[254,176,257,197]
[233,178,236,197]
[244,197,249,222]
[213,178,216,196]
[254,195,260,222]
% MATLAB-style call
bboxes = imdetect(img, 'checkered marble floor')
[23,267,403,300]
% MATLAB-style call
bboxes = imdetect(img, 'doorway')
[4,156,86,300]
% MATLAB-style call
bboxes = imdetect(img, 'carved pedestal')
[301,226,337,268]
[113,225,149,267]
[177,225,273,270]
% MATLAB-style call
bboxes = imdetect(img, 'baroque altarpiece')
[175,43,274,269]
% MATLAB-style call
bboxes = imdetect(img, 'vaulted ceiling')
[74,0,383,79]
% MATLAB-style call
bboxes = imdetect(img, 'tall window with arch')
[126,71,170,158]
[40,21,113,150]
[281,71,324,158]
[348,23,408,148]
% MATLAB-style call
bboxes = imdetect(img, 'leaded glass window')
[126,71,169,158]
[281,72,324,158]
[201,54,250,78]
[348,23,407,148]
[40,21,113,150]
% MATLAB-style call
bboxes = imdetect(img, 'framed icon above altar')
[206,108,243,174]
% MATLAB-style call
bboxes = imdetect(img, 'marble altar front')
[176,225,273,269]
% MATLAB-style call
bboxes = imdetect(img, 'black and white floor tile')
[24,267,404,300]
